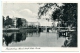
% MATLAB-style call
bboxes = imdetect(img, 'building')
[12,17,28,28]
[12,17,17,28]
[21,18,28,27]
[27,22,40,29]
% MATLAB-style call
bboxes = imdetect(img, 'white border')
[1,0,80,52]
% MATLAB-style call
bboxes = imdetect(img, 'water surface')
[3,30,66,47]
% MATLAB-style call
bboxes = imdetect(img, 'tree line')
[3,16,23,28]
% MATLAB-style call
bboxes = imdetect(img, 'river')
[3,30,66,47]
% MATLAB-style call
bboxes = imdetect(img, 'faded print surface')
[2,3,77,47]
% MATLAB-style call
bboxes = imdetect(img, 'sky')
[3,3,39,22]
[2,3,63,26]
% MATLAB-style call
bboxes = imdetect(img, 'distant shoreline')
[3,28,38,32]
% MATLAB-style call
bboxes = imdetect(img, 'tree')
[38,3,77,27]
[3,16,5,27]
[62,3,77,27]
[52,8,62,20]
[5,16,13,27]
[38,3,60,19]
[16,18,23,28]
[38,3,77,47]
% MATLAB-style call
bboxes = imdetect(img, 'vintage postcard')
[2,1,79,52]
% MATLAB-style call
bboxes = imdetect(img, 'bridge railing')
[56,27,76,37]
[57,27,76,30]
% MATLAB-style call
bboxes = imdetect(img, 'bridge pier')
[45,27,49,32]
[39,28,42,32]
[39,26,50,32]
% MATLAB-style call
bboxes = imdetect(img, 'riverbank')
[3,28,38,32]
[62,31,77,47]
[3,28,19,32]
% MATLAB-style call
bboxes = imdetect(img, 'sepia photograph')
[2,1,78,51]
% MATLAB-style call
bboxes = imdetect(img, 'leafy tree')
[38,3,77,47]
[62,3,77,27]
[16,18,23,28]
[38,3,60,19]
[5,16,13,26]
[52,8,62,20]
[38,3,77,27]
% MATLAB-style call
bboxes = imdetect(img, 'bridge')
[56,27,76,37]
[38,26,52,32]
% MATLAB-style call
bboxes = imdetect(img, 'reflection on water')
[3,31,40,46]
[3,31,66,47]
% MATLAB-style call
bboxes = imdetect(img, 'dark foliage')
[38,3,77,27]
[3,16,5,26]
[16,18,23,28]
[4,16,13,26]
[38,3,60,18]
[38,3,77,47]
[3,33,14,46]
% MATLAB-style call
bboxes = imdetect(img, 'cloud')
[5,9,38,22]
[19,9,32,14]
[19,9,37,18]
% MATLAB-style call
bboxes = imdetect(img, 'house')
[12,17,28,28]
[21,18,28,27]
[27,22,40,28]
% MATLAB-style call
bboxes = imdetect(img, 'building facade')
[12,17,28,28]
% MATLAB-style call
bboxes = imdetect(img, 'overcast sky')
[2,3,63,26]
[3,3,40,22]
